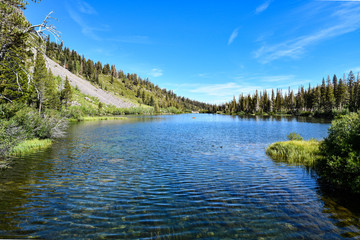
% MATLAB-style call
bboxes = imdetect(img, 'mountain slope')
[45,56,135,109]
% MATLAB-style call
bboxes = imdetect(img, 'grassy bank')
[69,116,127,122]
[10,139,53,157]
[266,139,321,167]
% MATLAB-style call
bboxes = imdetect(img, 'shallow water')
[1,114,359,239]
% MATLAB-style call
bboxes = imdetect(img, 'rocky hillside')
[45,56,135,109]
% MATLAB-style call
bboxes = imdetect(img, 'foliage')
[13,106,67,139]
[61,76,72,106]
[0,118,26,158]
[266,139,321,167]
[287,132,303,141]
[0,103,67,158]
[317,112,360,193]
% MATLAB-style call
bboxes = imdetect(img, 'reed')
[11,139,52,156]
[266,139,321,167]
[68,116,127,122]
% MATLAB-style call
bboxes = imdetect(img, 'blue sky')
[25,0,360,104]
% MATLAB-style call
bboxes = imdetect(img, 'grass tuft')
[68,116,127,122]
[266,139,321,167]
[10,139,52,156]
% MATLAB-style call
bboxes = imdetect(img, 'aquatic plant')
[266,139,321,167]
[287,132,303,141]
[11,139,52,156]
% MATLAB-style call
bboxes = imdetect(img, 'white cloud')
[67,8,100,40]
[258,75,295,82]
[77,0,97,15]
[110,35,151,44]
[190,82,260,98]
[319,0,360,1]
[149,68,163,77]
[228,28,240,45]
[256,1,272,14]
[254,3,360,63]
[67,2,110,41]
[346,67,360,73]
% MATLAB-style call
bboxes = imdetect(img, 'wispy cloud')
[254,2,360,63]
[258,75,295,82]
[110,35,151,44]
[66,1,109,41]
[256,0,272,14]
[319,0,360,1]
[346,67,360,73]
[149,68,163,77]
[77,0,97,15]
[190,82,260,97]
[228,28,240,45]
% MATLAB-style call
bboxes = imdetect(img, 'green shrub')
[287,132,303,141]
[317,112,360,193]
[266,139,321,167]
[0,119,26,157]
[14,107,67,139]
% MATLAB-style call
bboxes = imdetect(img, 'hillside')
[45,40,210,112]
[45,56,134,109]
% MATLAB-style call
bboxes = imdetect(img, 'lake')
[1,114,360,239]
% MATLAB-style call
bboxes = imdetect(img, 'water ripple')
[1,114,360,239]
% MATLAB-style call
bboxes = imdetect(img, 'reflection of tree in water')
[318,182,360,238]
[0,150,54,237]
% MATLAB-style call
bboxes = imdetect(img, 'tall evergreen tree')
[337,78,347,110]
[325,76,335,112]
[320,78,326,110]
[32,52,48,113]
[61,76,72,107]
[348,71,355,111]
[44,69,60,110]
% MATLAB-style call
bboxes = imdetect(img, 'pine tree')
[271,89,275,112]
[332,74,338,104]
[320,78,326,111]
[313,86,321,111]
[61,76,72,107]
[141,91,146,103]
[44,69,60,110]
[325,76,335,112]
[337,78,347,110]
[348,71,355,111]
[0,1,33,103]
[154,100,160,113]
[32,52,48,113]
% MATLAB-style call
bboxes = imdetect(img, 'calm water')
[1,114,360,239]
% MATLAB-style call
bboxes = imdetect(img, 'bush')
[0,119,26,157]
[317,112,360,193]
[14,107,67,139]
[287,132,303,141]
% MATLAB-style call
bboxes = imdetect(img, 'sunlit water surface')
[1,114,360,239]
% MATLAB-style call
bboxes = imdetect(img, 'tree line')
[208,72,360,116]
[45,38,209,112]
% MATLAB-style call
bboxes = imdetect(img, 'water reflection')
[0,114,359,239]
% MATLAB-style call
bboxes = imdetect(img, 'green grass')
[266,139,321,166]
[10,139,52,156]
[68,116,127,122]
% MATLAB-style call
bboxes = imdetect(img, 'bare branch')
[0,94,13,103]
[29,11,62,43]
